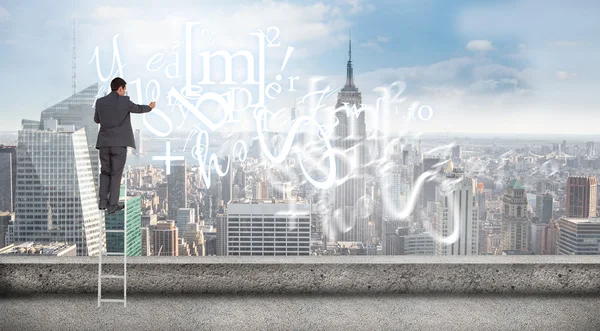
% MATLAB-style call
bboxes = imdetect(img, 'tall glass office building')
[105,194,142,256]
[39,83,100,194]
[13,120,103,256]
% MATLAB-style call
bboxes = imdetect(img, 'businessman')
[94,77,155,214]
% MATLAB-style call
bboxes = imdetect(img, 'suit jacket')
[94,91,152,150]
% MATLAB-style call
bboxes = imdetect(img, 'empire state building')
[331,36,369,243]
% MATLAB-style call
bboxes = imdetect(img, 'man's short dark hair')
[111,77,126,91]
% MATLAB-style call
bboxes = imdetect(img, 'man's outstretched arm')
[126,96,155,113]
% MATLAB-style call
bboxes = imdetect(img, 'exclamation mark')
[276,46,294,81]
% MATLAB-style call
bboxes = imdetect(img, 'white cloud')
[556,71,576,80]
[508,43,527,59]
[89,6,138,22]
[548,41,585,47]
[0,7,9,21]
[466,40,495,52]
[468,78,519,93]
[84,13,188,56]
[457,0,600,110]
[337,0,376,15]
[81,1,350,58]
[359,36,390,51]
[353,56,531,100]
[363,57,474,84]
[556,71,567,80]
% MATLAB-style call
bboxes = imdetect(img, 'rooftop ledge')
[1,256,599,295]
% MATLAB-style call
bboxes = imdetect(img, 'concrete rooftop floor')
[2,293,600,330]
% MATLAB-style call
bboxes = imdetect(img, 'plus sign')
[152,141,184,175]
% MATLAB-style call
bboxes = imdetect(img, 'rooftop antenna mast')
[349,28,352,61]
[72,13,77,95]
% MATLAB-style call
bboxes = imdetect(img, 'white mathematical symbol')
[152,141,185,175]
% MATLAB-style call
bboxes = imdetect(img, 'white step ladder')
[97,165,129,308]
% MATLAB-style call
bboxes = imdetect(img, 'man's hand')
[149,101,156,109]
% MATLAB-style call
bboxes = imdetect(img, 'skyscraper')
[272,182,291,200]
[216,213,227,256]
[154,220,179,256]
[435,170,479,256]
[401,230,436,255]
[421,157,442,207]
[382,220,407,255]
[220,157,233,205]
[104,195,142,256]
[13,121,102,256]
[566,176,597,218]
[167,160,188,221]
[39,83,100,193]
[134,129,143,155]
[234,166,245,195]
[183,222,204,256]
[541,220,559,255]
[557,217,600,255]
[529,218,546,255]
[0,145,16,212]
[501,179,529,251]
[141,227,151,256]
[586,141,596,157]
[476,184,487,221]
[383,164,410,221]
[0,211,13,248]
[331,34,368,243]
[452,145,462,162]
[176,208,195,235]
[535,193,553,223]
[560,140,567,154]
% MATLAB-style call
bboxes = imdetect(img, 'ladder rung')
[103,252,125,256]
[106,230,125,233]
[101,275,125,279]
[99,299,126,303]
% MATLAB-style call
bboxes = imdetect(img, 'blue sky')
[0,0,598,134]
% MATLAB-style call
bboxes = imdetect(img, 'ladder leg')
[97,129,102,308]
[124,166,127,308]
[98,209,103,308]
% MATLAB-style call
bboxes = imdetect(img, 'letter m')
[197,50,257,85]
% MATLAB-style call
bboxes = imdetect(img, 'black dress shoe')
[107,204,125,214]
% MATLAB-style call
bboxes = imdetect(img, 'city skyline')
[2,3,600,329]
[2,0,600,258]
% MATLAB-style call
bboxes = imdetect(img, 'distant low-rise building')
[0,241,77,256]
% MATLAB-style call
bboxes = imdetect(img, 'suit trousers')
[98,146,127,207]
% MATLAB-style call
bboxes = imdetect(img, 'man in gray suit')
[94,77,155,214]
